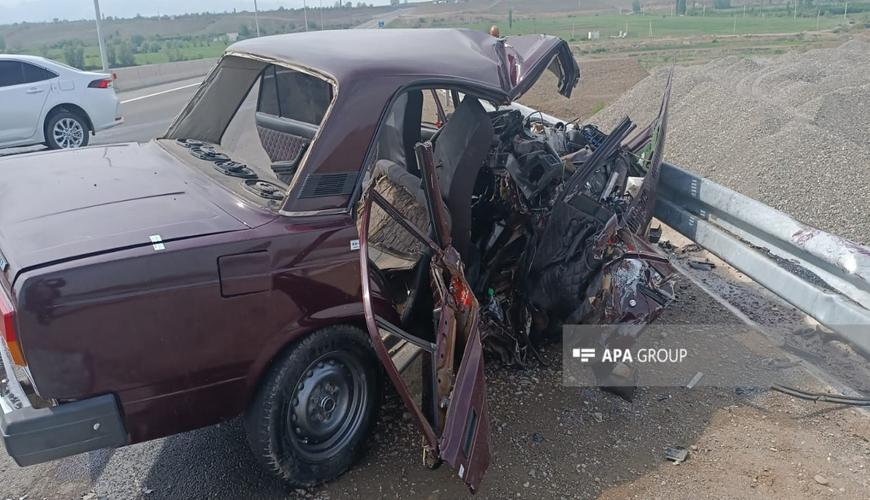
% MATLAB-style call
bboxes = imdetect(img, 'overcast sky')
[0,0,393,24]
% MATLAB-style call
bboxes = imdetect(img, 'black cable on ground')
[771,383,870,406]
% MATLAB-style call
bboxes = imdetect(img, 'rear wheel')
[45,111,89,149]
[245,325,382,487]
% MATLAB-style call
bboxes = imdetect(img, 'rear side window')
[258,67,280,116]
[257,65,331,125]
[22,62,56,83]
[0,61,24,88]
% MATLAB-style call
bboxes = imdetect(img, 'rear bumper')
[0,342,126,466]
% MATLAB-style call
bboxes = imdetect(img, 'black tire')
[45,111,89,149]
[245,325,383,488]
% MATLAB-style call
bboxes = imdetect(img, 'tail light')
[0,290,25,366]
[88,78,113,89]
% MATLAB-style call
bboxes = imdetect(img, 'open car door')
[358,143,491,492]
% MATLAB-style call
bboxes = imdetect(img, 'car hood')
[501,34,581,101]
[0,142,255,283]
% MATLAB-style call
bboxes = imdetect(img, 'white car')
[0,55,123,150]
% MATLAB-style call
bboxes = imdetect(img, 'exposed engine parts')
[465,70,678,383]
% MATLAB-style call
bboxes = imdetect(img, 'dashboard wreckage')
[0,29,674,493]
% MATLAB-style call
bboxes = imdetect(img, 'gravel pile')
[591,40,870,244]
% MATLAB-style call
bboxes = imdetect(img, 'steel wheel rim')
[53,118,84,148]
[285,352,368,462]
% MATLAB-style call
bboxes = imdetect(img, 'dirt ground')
[306,270,870,499]
[519,57,650,121]
[420,57,650,126]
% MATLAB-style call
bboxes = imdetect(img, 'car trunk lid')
[0,142,251,283]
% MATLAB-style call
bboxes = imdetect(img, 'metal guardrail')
[655,162,870,359]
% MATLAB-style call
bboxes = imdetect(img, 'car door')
[358,142,491,492]
[0,61,53,144]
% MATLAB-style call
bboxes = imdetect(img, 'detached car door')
[358,142,491,492]
[0,60,52,144]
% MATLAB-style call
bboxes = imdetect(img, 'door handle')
[26,88,44,94]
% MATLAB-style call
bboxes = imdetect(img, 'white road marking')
[121,82,201,104]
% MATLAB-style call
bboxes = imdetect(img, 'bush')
[713,0,731,8]
[118,40,136,66]
[62,40,85,68]
[105,40,117,66]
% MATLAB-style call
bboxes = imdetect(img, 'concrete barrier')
[114,58,218,92]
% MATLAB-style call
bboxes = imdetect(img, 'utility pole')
[743,3,746,17]
[794,2,797,19]
[733,15,736,33]
[93,0,109,71]
[703,4,705,16]
[844,2,848,19]
[649,19,652,37]
[303,0,309,31]
[320,0,324,29]
[254,0,260,36]
[817,9,820,28]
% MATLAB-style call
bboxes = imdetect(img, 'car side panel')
[15,214,393,443]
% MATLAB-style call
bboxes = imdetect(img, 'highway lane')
[92,77,203,146]
[354,8,411,29]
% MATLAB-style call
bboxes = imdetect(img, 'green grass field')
[414,13,844,40]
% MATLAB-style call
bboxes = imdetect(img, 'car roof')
[227,28,525,91]
[1,54,50,64]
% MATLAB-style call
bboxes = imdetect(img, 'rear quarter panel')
[15,214,395,443]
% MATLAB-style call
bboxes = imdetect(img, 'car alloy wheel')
[53,117,85,149]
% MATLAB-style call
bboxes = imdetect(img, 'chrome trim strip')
[278,208,349,217]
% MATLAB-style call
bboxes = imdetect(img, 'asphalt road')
[354,8,412,30]
[94,78,203,145]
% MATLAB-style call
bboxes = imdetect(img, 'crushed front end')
[471,69,677,392]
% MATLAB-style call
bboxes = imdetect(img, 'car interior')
[362,89,495,346]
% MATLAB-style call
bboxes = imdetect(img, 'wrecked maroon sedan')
[0,29,673,492]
